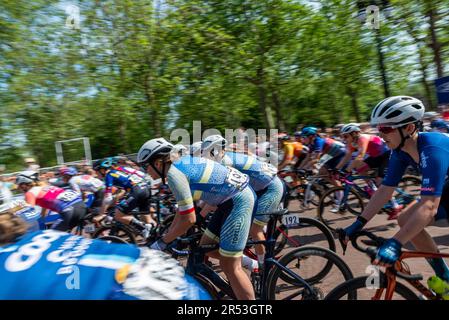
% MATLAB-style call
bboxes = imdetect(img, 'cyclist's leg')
[52,202,86,232]
[115,185,150,232]
[323,154,345,187]
[397,191,449,281]
[251,176,284,263]
[201,198,233,260]
[214,186,255,300]
[136,186,157,226]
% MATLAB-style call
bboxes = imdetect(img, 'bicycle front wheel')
[266,246,353,300]
[272,217,336,255]
[317,186,365,231]
[324,274,419,300]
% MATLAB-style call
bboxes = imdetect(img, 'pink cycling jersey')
[25,185,82,212]
[347,134,388,158]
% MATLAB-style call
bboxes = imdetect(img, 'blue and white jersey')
[168,155,249,214]
[383,132,449,196]
[222,152,277,191]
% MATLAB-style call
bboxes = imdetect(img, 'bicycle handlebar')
[337,229,423,282]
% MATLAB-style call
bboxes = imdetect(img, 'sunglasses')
[377,125,399,134]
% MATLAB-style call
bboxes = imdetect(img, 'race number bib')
[225,166,248,190]
[57,190,80,202]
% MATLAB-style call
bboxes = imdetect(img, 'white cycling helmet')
[137,138,174,165]
[371,96,425,127]
[15,171,39,185]
[201,134,227,157]
[201,134,227,152]
[172,144,188,155]
[340,123,361,134]
[189,141,203,157]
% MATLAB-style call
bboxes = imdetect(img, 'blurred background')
[1,0,449,171]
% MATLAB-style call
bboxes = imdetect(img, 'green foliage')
[0,0,448,170]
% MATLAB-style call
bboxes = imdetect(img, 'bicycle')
[279,168,330,212]
[92,192,177,245]
[170,209,353,300]
[325,229,449,300]
[317,172,418,231]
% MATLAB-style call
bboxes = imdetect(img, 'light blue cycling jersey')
[221,152,277,192]
[0,230,210,300]
[382,132,449,196]
[168,155,249,215]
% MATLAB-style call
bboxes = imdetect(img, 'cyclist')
[341,96,449,284]
[93,159,154,239]
[137,138,256,300]
[278,134,307,171]
[335,123,402,219]
[201,134,283,269]
[430,119,449,133]
[48,167,73,189]
[61,167,106,209]
[15,171,86,232]
[110,157,146,180]
[0,205,211,300]
[299,126,347,186]
[189,141,203,157]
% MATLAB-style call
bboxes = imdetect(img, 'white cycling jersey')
[69,175,105,193]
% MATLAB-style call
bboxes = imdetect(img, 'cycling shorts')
[364,151,391,178]
[51,201,87,232]
[253,176,285,226]
[204,185,255,257]
[116,184,151,214]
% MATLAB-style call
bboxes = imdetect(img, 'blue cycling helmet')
[300,127,318,137]
[93,159,113,171]
[60,167,78,176]
[430,119,448,129]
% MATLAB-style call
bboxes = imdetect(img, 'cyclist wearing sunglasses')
[342,96,449,284]
[336,123,390,182]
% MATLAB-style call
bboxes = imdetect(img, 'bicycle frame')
[336,174,415,211]
[378,251,449,300]
[183,210,317,300]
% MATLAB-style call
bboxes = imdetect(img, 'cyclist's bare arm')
[359,185,396,222]
[394,195,441,244]
[41,208,48,218]
[100,193,113,215]
[278,155,292,170]
[163,211,196,243]
[298,153,311,169]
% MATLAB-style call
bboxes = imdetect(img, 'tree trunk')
[271,88,285,131]
[347,87,361,123]
[425,0,444,78]
[256,67,275,129]
[375,28,390,97]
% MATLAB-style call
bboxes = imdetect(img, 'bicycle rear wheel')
[324,274,419,300]
[97,235,130,244]
[266,246,353,300]
[318,186,365,231]
[93,224,137,244]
